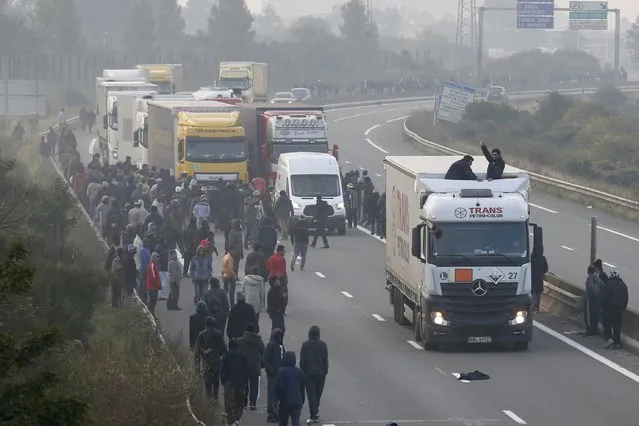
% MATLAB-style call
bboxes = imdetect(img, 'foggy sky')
[178,0,638,21]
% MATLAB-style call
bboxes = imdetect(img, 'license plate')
[468,336,492,343]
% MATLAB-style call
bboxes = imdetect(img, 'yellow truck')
[145,100,248,184]
[136,64,184,94]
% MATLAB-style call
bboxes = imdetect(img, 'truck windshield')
[271,143,329,164]
[429,222,528,266]
[185,137,246,162]
[219,78,250,90]
[291,175,340,197]
[152,81,172,94]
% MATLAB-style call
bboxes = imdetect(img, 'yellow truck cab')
[135,64,184,94]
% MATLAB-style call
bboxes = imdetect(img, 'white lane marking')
[386,115,410,123]
[561,245,574,251]
[344,160,351,164]
[366,138,389,154]
[451,373,470,383]
[375,173,382,177]
[372,314,385,322]
[503,410,527,424]
[315,272,326,278]
[534,320,639,384]
[358,166,364,170]
[340,291,353,298]
[407,340,422,349]
[364,124,380,135]
[603,261,616,268]
[331,105,425,121]
[357,225,386,243]
[598,225,639,243]
[530,203,558,213]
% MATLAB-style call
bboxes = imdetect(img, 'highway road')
[72,102,639,426]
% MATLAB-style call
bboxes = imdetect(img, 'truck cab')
[136,64,184,94]
[218,62,268,103]
[385,156,542,351]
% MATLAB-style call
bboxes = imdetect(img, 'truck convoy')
[218,62,268,103]
[136,64,184,94]
[140,100,248,183]
[384,156,541,351]
[239,104,328,179]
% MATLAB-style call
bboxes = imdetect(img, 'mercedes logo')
[471,279,488,297]
[454,207,467,219]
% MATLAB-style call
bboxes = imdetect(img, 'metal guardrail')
[41,117,206,426]
[402,109,639,212]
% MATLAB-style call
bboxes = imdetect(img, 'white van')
[275,152,346,235]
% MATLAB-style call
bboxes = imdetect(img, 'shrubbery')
[410,86,639,196]
[0,142,207,424]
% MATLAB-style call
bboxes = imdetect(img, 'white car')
[291,88,311,102]
[270,97,295,104]
[272,91,295,100]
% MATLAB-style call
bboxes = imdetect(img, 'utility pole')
[455,0,477,76]
[366,0,374,29]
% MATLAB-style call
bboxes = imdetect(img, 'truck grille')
[439,282,521,323]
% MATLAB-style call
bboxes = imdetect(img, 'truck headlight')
[112,151,118,159]
[431,311,449,327]
[336,202,344,210]
[509,310,528,326]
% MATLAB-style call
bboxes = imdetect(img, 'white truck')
[218,62,268,103]
[96,81,157,163]
[113,91,158,166]
[385,156,541,351]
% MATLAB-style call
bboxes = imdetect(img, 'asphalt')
[72,103,639,426]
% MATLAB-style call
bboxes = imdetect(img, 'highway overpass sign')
[569,1,608,30]
[517,0,555,29]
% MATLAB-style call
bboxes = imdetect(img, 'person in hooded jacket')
[124,245,138,296]
[300,325,329,424]
[237,322,266,410]
[600,271,629,349]
[264,328,285,422]
[204,277,230,334]
[275,191,294,241]
[245,243,269,281]
[190,300,209,350]
[530,247,548,313]
[167,249,183,310]
[227,293,258,341]
[194,316,227,400]
[228,219,244,276]
[267,276,287,336]
[276,351,305,426]
[221,339,250,425]
[146,252,162,316]
[259,217,279,259]
[242,265,266,322]
[110,247,126,308]
[190,245,213,304]
[290,220,309,271]
[584,265,604,336]
[182,218,199,277]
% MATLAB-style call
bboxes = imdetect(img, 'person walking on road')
[300,325,328,424]
[600,271,629,349]
[223,246,239,306]
[190,245,212,304]
[290,220,309,271]
[276,351,305,426]
[146,252,161,317]
[194,316,227,400]
[221,339,250,425]
[227,293,258,341]
[275,190,294,241]
[264,328,285,423]
[310,196,331,249]
[268,245,289,313]
[530,247,548,313]
[167,249,183,310]
[237,322,266,411]
[189,301,209,350]
[584,265,604,336]
[242,266,266,323]
[204,277,230,334]
[267,276,287,336]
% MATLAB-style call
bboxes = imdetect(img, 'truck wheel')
[423,342,438,351]
[337,224,346,235]
[413,309,422,341]
[514,342,529,351]
[393,291,408,326]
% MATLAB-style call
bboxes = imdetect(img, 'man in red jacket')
[146,252,162,316]
[268,245,289,314]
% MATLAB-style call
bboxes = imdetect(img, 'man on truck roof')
[480,140,505,180]
[444,155,481,181]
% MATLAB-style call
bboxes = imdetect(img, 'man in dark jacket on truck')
[444,155,480,181]
[300,325,329,424]
[264,328,285,423]
[601,271,629,349]
[479,140,505,180]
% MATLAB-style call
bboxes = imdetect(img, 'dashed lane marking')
[341,291,353,298]
[371,314,385,322]
[502,410,527,424]
[597,225,639,243]
[315,272,326,278]
[560,245,574,251]
[603,261,616,268]
[529,203,558,213]
[344,160,351,164]
[386,115,410,123]
[364,124,380,135]
[406,340,422,349]
[358,166,364,170]
[366,137,389,154]
[331,105,425,121]
[375,173,382,177]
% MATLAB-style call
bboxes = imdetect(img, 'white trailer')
[114,91,158,165]
[384,156,542,351]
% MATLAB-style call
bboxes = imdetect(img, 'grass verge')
[405,111,639,223]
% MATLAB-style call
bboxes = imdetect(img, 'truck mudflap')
[421,294,533,345]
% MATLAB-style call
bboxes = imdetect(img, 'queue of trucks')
[92,62,330,189]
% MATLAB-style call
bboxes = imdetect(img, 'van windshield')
[291,174,340,197]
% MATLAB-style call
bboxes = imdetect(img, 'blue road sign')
[517,0,555,29]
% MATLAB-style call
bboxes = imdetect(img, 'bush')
[593,85,627,110]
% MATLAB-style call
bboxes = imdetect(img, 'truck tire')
[514,342,529,351]
[337,223,346,235]
[393,290,408,326]
[413,309,422,342]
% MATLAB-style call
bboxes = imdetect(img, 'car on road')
[270,98,295,104]
[486,85,508,103]
[291,87,312,102]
